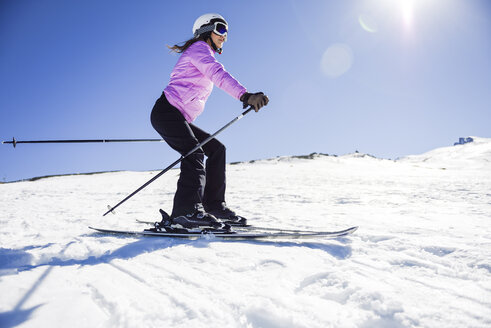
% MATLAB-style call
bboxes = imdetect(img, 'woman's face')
[211,32,226,49]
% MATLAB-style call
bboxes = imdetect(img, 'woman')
[151,13,269,230]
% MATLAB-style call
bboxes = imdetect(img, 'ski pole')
[2,137,163,148]
[103,106,254,216]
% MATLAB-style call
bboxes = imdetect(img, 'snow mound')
[398,136,491,169]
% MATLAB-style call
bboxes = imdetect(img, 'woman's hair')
[168,33,210,53]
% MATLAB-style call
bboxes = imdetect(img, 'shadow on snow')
[0,304,44,328]
[0,233,352,326]
[3,233,353,274]
[0,243,67,328]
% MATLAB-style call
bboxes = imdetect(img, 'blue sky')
[1,0,490,182]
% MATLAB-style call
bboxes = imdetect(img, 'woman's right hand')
[241,92,269,112]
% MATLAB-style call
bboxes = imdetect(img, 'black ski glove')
[240,92,269,112]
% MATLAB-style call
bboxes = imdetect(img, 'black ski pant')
[150,93,226,217]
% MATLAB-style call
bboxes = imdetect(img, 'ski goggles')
[213,22,228,36]
[195,22,228,38]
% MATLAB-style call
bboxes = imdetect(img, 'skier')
[151,13,269,230]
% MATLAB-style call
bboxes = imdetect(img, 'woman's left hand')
[241,92,269,112]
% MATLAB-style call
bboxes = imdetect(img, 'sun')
[401,0,415,30]
[358,0,424,35]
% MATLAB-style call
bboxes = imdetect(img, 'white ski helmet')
[192,13,228,38]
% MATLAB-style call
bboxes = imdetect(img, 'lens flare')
[359,14,378,33]
[320,44,354,78]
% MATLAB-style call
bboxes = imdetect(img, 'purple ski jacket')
[163,41,247,123]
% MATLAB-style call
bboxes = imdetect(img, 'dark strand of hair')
[167,34,210,53]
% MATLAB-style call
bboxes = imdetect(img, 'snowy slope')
[1,140,490,328]
[399,136,491,169]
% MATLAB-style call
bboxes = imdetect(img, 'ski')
[89,226,358,240]
[135,219,337,234]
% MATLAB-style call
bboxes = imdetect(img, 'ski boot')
[206,202,247,226]
[151,206,230,233]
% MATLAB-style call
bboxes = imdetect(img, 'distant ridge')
[2,153,335,184]
[230,152,332,165]
[3,138,489,183]
[0,170,125,184]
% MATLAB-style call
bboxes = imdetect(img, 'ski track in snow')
[1,137,491,327]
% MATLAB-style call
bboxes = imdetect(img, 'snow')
[1,138,490,328]
[399,136,491,170]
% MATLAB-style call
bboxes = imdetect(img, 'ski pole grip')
[241,106,254,116]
